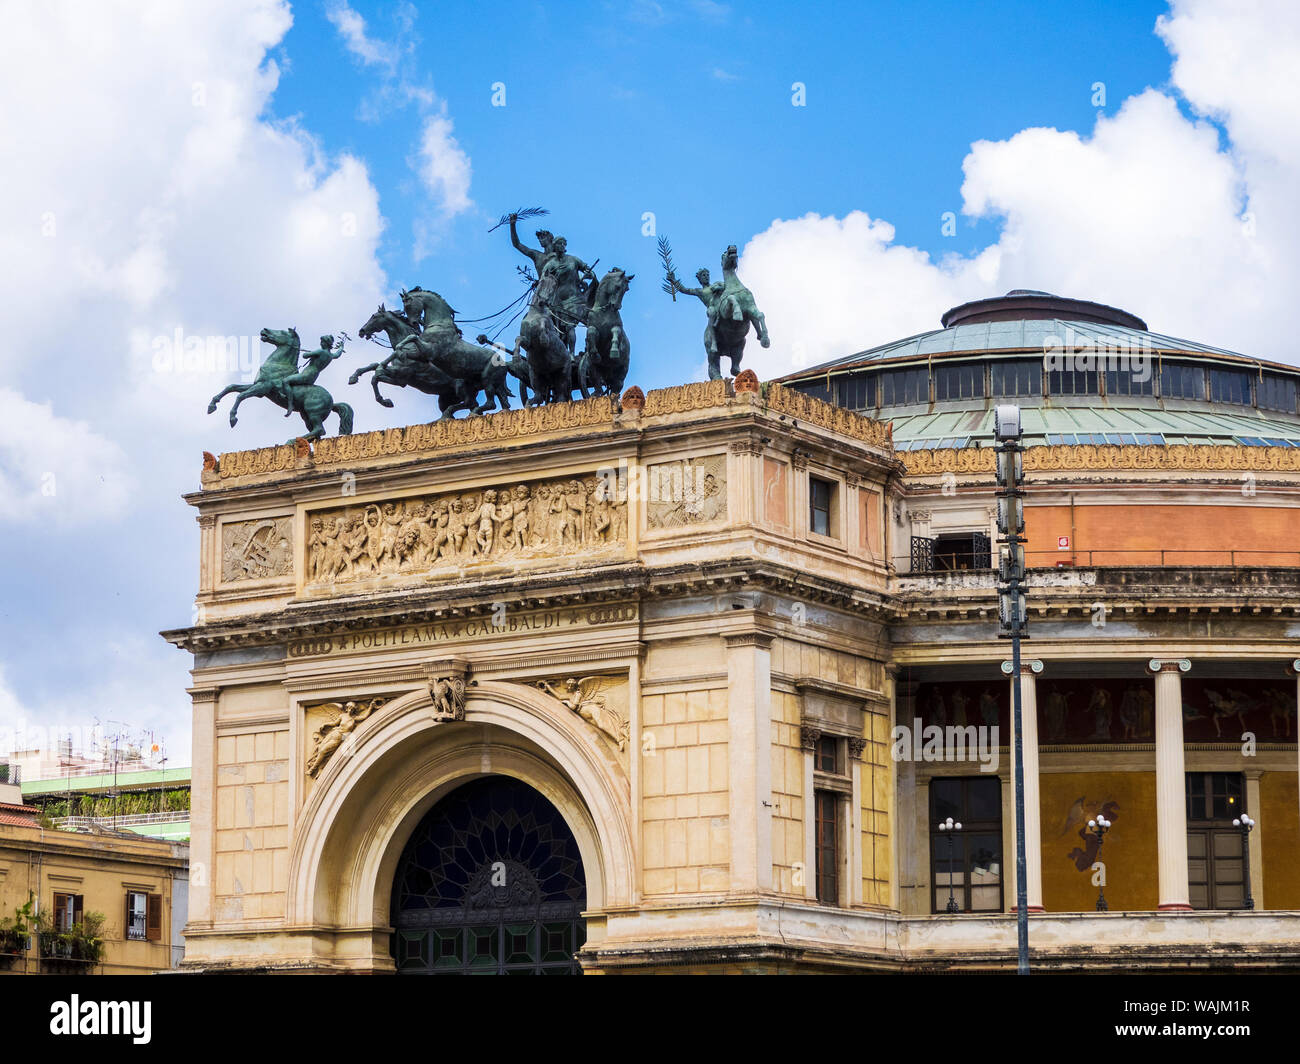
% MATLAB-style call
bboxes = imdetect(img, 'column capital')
[1287,659,1300,675]
[1147,658,1191,675]
[799,725,821,750]
[723,631,774,650]
[187,686,220,704]
[1000,659,1043,676]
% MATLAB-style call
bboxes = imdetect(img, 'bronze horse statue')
[578,267,633,398]
[352,304,467,418]
[396,288,512,417]
[515,272,575,404]
[711,244,769,378]
[207,327,354,441]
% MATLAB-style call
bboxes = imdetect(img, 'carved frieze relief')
[221,516,293,583]
[645,454,727,529]
[306,470,628,587]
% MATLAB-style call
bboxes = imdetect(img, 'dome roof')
[780,290,1300,451]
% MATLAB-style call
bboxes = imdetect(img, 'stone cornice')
[201,379,896,491]
[163,558,898,654]
[902,442,1300,477]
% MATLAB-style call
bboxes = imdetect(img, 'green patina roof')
[889,403,1300,449]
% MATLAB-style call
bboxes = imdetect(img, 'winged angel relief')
[306,697,387,777]
[534,677,629,751]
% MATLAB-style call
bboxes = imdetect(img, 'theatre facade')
[167,295,1300,972]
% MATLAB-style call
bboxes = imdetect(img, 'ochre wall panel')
[1039,771,1159,912]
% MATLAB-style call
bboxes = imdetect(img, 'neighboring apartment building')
[0,781,190,975]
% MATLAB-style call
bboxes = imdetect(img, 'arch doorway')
[390,775,587,974]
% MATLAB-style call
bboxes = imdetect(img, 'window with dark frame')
[836,374,876,411]
[809,476,834,537]
[934,363,985,402]
[929,776,1003,913]
[1160,362,1206,400]
[1208,368,1252,405]
[878,367,929,406]
[1046,367,1100,396]
[53,892,83,931]
[1104,368,1155,397]
[991,360,1041,398]
[815,791,840,905]
[1258,374,1297,413]
[1186,772,1248,910]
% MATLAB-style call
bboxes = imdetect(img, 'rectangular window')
[1160,363,1206,400]
[836,374,876,410]
[991,361,1041,398]
[1186,772,1247,909]
[1208,368,1252,405]
[815,791,840,905]
[932,532,992,571]
[1105,368,1155,397]
[878,368,929,406]
[815,735,841,775]
[123,892,162,942]
[934,363,984,402]
[1047,367,1099,396]
[793,381,831,403]
[53,892,83,931]
[1258,374,1297,413]
[809,476,834,537]
[929,777,1003,913]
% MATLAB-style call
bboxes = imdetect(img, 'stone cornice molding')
[902,442,1300,477]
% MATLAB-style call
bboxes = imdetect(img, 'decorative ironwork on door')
[390,776,587,974]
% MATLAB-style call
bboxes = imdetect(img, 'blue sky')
[1,0,1296,768]
[271,0,1178,391]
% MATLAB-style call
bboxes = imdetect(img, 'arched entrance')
[389,774,587,974]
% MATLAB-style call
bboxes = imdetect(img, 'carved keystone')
[426,657,471,721]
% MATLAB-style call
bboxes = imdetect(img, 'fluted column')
[1149,658,1192,911]
[1002,658,1044,913]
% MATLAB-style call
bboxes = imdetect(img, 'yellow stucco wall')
[1039,771,1159,912]
[1260,770,1300,908]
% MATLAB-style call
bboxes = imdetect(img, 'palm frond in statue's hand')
[517,264,538,288]
[489,206,550,233]
[657,235,677,301]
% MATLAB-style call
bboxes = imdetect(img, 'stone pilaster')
[725,631,774,894]
[1149,658,1192,911]
[1002,658,1044,913]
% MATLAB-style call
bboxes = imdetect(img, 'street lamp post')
[994,404,1030,975]
[938,817,963,914]
[1233,814,1256,910]
[1086,815,1112,912]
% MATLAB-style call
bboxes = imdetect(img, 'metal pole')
[1010,538,1029,974]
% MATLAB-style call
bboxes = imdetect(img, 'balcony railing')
[53,811,190,830]
[908,548,1300,573]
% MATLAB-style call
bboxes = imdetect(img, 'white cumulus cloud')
[740,0,1300,380]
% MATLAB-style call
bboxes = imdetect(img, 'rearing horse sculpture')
[207,327,354,441]
[397,288,512,416]
[351,304,466,417]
